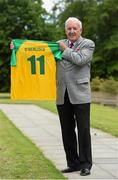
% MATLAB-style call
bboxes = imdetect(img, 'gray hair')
[65,17,82,30]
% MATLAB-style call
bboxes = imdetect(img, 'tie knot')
[69,42,74,48]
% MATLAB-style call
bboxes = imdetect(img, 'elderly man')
[57,17,95,176]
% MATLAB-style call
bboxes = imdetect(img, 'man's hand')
[10,42,14,49]
[59,42,68,51]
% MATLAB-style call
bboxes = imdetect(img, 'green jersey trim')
[10,39,62,66]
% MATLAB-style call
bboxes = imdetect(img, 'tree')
[89,0,118,79]
[1,0,118,92]
[56,0,118,79]
[0,0,47,92]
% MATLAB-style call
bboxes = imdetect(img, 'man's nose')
[70,29,74,33]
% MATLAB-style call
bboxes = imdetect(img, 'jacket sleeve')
[62,40,95,66]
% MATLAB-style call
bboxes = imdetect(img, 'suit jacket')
[56,36,95,105]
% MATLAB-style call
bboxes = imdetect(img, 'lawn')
[29,101,118,137]
[0,93,118,178]
[0,93,117,137]
[0,110,66,179]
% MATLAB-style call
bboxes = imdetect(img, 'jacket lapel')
[74,36,83,50]
[59,37,84,70]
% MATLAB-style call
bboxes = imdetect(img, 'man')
[57,17,95,176]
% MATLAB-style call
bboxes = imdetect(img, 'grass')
[0,110,66,179]
[0,93,57,113]
[32,102,118,137]
[1,93,118,137]
[91,104,118,137]
[0,93,118,178]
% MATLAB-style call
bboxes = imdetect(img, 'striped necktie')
[69,42,74,48]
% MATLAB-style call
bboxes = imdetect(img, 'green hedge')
[91,77,118,94]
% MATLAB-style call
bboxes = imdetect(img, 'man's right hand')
[59,41,68,51]
[10,42,14,49]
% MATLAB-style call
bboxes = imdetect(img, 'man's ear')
[80,28,82,34]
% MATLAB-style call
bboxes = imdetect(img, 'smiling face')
[65,20,82,43]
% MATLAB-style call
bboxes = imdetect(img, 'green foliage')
[91,76,118,94]
[0,0,118,92]
[100,77,118,94]
[91,76,103,91]
[0,0,49,92]
[90,0,118,79]
[56,0,118,79]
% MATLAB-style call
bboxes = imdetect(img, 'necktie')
[69,42,74,48]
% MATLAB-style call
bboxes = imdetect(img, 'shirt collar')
[68,40,75,46]
[68,36,82,46]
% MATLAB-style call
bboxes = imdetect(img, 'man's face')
[65,20,82,42]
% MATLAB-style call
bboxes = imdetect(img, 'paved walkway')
[0,104,118,180]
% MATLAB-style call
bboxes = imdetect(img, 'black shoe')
[80,168,90,176]
[61,167,80,173]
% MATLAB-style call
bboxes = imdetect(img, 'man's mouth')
[69,32,75,37]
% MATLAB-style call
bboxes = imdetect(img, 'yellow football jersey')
[10,39,62,100]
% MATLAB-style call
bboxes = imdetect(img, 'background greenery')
[0,1,117,177]
[0,0,118,92]
[91,76,118,94]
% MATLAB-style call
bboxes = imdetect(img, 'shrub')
[91,77,103,91]
[100,77,118,94]
[91,77,118,94]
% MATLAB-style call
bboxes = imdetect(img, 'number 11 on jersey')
[28,55,45,75]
